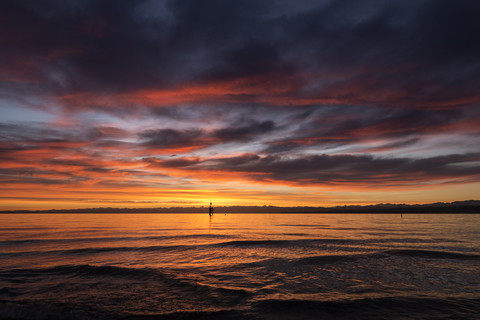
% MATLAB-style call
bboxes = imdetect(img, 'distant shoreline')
[2,200,479,214]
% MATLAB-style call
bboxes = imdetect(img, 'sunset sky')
[1,0,479,210]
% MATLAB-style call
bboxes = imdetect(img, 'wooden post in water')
[209,201,214,216]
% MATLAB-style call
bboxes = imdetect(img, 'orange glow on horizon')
[1,175,479,211]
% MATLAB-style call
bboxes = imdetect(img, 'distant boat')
[209,201,214,216]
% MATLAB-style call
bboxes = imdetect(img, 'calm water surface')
[1,213,479,319]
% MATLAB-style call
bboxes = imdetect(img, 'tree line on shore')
[2,200,480,214]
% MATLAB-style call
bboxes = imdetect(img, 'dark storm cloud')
[0,162,91,185]
[2,0,480,199]
[278,0,480,107]
[212,120,276,142]
[145,104,479,156]
[0,123,126,149]
[158,152,480,186]
[0,122,151,188]
[144,156,201,168]
[307,108,461,140]
[262,106,477,154]
[0,122,133,165]
[0,141,37,156]
[1,0,479,109]
[140,128,206,149]
[140,120,277,150]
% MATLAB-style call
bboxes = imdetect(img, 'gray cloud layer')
[1,0,479,194]
[1,0,479,109]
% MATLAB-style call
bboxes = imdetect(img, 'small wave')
[277,223,329,227]
[0,287,22,297]
[1,264,158,280]
[236,253,372,269]
[213,237,453,248]
[62,244,191,255]
[0,236,436,250]
[0,233,234,246]
[0,227,53,231]
[0,244,194,258]
[215,238,365,248]
[1,264,252,315]
[122,309,244,320]
[2,296,478,320]
[251,297,480,320]
[1,264,252,294]
[385,249,480,260]
[0,302,243,320]
[295,254,364,265]
[238,248,480,270]
[218,239,291,247]
[0,302,98,320]
[0,239,47,246]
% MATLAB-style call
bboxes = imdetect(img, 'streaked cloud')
[1,0,479,209]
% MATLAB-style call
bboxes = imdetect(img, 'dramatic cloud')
[146,153,480,187]
[2,0,480,110]
[0,0,479,209]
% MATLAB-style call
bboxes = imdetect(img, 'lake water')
[1,213,479,319]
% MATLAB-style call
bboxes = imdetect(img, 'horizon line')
[2,200,479,214]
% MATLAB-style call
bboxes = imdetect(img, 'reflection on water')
[1,213,479,319]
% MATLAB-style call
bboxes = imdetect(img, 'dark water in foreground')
[1,213,479,319]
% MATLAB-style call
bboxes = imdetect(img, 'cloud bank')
[1,0,479,208]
